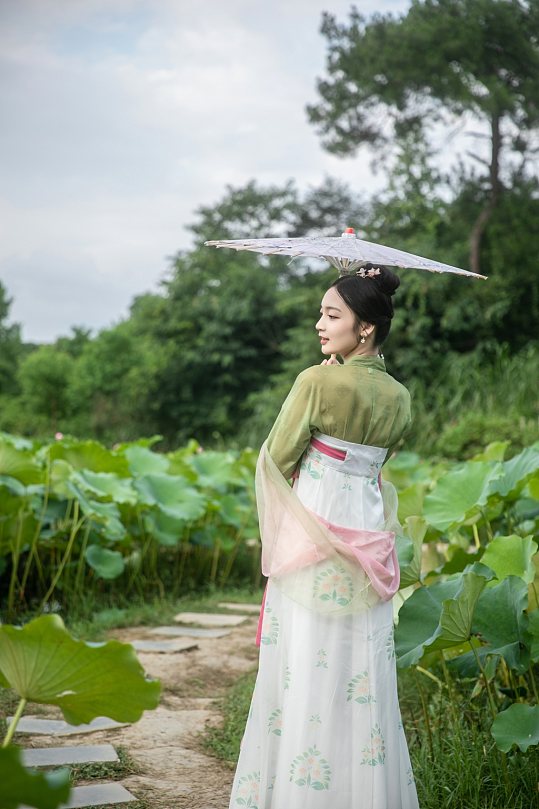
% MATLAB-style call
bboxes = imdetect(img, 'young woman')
[229,265,419,809]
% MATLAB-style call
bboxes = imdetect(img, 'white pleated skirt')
[228,434,420,809]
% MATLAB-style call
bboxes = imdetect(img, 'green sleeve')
[266,368,321,479]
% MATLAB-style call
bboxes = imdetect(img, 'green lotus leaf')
[528,609,539,663]
[396,482,427,523]
[383,451,430,489]
[0,439,43,485]
[424,568,493,654]
[46,440,129,475]
[398,516,426,588]
[470,441,510,462]
[143,508,186,546]
[440,547,482,575]
[480,534,538,584]
[189,451,242,491]
[75,470,137,504]
[491,703,539,753]
[85,545,125,579]
[48,459,73,498]
[395,565,494,668]
[134,474,207,521]
[472,576,531,673]
[528,475,539,500]
[216,493,251,528]
[0,745,71,809]
[0,475,27,497]
[66,482,126,540]
[0,614,160,724]
[0,432,35,450]
[114,435,163,451]
[124,445,170,476]
[488,444,539,500]
[395,578,461,668]
[423,461,503,531]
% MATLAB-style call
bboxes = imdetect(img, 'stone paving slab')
[218,601,261,614]
[149,625,231,639]
[132,638,198,653]
[22,744,119,768]
[22,744,119,767]
[9,715,128,735]
[21,782,136,809]
[174,611,248,627]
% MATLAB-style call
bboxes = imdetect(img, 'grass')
[397,668,539,809]
[64,585,264,641]
[70,745,140,783]
[202,665,539,808]
[203,669,258,766]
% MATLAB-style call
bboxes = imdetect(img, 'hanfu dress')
[228,354,420,809]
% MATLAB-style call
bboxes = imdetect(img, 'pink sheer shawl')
[255,440,401,643]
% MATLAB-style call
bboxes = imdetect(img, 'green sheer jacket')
[266,354,412,480]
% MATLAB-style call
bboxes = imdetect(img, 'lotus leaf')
[0,432,35,450]
[0,440,42,485]
[46,440,129,475]
[472,576,531,673]
[85,545,125,579]
[423,461,503,531]
[66,482,126,540]
[480,534,538,584]
[395,577,461,668]
[134,474,207,521]
[143,508,186,546]
[441,547,481,575]
[424,568,492,653]
[189,451,243,491]
[75,470,137,504]
[528,475,539,500]
[0,475,27,497]
[217,493,251,528]
[528,609,539,663]
[396,482,427,523]
[0,615,161,724]
[490,703,539,752]
[488,444,539,500]
[398,516,426,588]
[0,745,71,809]
[124,445,170,476]
[395,566,494,668]
[471,441,510,462]
[383,451,429,489]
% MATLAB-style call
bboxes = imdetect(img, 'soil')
[18,616,260,809]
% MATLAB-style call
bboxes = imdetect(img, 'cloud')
[0,0,410,342]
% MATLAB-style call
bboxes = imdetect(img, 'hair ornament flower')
[356,266,381,278]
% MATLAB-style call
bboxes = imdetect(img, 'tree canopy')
[307,0,539,271]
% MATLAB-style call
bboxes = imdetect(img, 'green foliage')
[490,703,539,753]
[390,442,539,755]
[0,612,160,808]
[0,615,160,725]
[0,745,70,809]
[0,433,261,618]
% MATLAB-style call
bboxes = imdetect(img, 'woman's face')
[316,286,373,360]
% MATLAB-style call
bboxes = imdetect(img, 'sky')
[1,0,422,342]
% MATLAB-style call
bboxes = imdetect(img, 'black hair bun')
[363,263,400,297]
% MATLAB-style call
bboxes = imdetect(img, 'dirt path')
[20,616,259,809]
[110,618,259,808]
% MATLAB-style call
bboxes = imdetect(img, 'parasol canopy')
[205,228,487,280]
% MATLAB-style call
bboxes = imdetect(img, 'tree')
[0,282,23,397]
[307,0,539,272]
[18,346,75,434]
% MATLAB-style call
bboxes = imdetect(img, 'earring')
[360,336,366,344]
